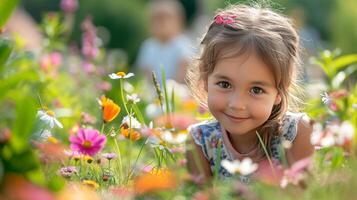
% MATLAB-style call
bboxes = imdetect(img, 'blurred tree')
[330,0,357,53]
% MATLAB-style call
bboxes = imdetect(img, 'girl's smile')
[223,112,250,123]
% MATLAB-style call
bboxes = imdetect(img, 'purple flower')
[60,166,77,178]
[102,152,117,160]
[69,128,106,156]
[60,0,78,13]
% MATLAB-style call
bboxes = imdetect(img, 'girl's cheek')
[207,93,225,107]
[249,100,275,117]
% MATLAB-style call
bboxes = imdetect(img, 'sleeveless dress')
[188,112,307,182]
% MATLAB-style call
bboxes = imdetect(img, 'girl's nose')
[228,92,246,110]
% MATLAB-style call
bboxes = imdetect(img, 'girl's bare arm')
[287,115,315,165]
[185,134,213,182]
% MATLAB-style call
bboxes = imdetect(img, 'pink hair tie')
[214,14,237,25]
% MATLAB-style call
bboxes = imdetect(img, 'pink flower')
[50,52,62,66]
[60,0,78,13]
[328,101,339,111]
[69,128,106,156]
[329,89,348,99]
[39,52,62,73]
[214,14,237,25]
[95,81,112,91]
[82,61,96,74]
[280,157,312,188]
[81,112,96,124]
[81,17,99,59]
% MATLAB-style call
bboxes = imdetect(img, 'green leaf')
[47,175,65,192]
[161,66,170,115]
[10,94,37,153]
[0,71,38,100]
[0,0,19,28]
[4,149,39,173]
[329,54,357,71]
[26,168,46,186]
[0,38,13,70]
[310,57,331,78]
[331,65,357,89]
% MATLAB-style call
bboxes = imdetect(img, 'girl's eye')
[217,81,231,89]
[250,87,264,95]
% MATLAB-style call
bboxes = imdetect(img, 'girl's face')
[206,52,281,136]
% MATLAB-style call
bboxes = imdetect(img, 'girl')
[185,4,314,182]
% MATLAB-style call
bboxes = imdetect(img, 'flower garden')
[0,1,357,200]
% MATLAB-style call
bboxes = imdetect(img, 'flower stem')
[101,123,105,134]
[256,131,276,176]
[127,139,146,180]
[114,138,123,184]
[119,79,130,115]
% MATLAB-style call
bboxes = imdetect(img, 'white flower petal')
[122,115,141,129]
[109,73,119,79]
[221,159,240,174]
[125,72,134,78]
[320,135,335,147]
[54,118,63,128]
[49,118,55,128]
[37,110,45,116]
[239,158,258,175]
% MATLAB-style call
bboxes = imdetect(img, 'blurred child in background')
[135,0,194,83]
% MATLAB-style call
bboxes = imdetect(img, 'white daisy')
[238,157,259,175]
[335,121,354,145]
[108,71,134,79]
[221,159,241,174]
[221,157,258,176]
[126,93,140,104]
[162,130,188,144]
[122,115,141,129]
[37,110,63,129]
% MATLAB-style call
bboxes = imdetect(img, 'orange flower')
[120,125,141,141]
[134,169,177,194]
[99,96,120,123]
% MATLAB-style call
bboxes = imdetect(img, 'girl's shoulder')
[188,119,220,133]
[187,119,222,147]
[187,119,224,162]
[280,112,310,142]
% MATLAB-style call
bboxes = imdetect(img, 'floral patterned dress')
[188,112,307,182]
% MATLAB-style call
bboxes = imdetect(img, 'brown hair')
[186,4,303,156]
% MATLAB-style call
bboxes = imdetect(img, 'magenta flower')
[69,128,106,156]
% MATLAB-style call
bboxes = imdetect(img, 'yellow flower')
[99,96,121,123]
[47,136,58,144]
[82,180,99,189]
[84,155,93,164]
